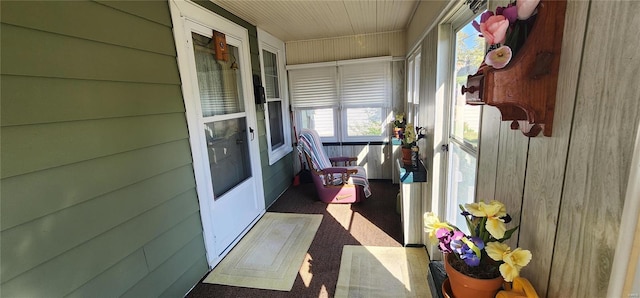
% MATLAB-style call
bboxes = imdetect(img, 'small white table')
[396,159,427,246]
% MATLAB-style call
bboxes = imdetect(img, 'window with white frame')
[407,49,421,124]
[258,29,292,165]
[444,8,485,233]
[288,57,392,142]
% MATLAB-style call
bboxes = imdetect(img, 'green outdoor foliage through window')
[452,19,484,147]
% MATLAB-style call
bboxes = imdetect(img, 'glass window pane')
[205,118,252,198]
[412,54,421,124]
[268,101,284,149]
[192,32,245,117]
[446,143,477,234]
[262,50,279,98]
[451,18,484,147]
[346,107,383,137]
[413,54,421,105]
[300,109,334,137]
[407,59,414,104]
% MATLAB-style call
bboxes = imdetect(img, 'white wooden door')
[170,2,265,266]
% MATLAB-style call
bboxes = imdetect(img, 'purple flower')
[480,10,494,23]
[448,232,465,253]
[496,5,518,24]
[436,228,450,239]
[461,252,481,266]
[455,240,481,267]
[439,241,452,254]
[436,228,457,254]
[450,239,465,254]
[472,11,495,33]
[452,230,465,240]
[469,236,485,250]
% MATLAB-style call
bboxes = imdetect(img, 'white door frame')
[169,0,265,267]
[608,120,640,297]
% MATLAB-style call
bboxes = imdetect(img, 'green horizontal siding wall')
[0,0,207,297]
[193,1,294,207]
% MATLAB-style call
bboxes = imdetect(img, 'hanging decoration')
[211,30,228,61]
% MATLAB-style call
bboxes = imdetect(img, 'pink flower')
[517,0,540,20]
[485,46,513,69]
[479,15,510,45]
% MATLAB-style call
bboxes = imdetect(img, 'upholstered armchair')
[297,129,371,203]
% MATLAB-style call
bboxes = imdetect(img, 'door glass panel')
[268,101,284,149]
[262,50,280,98]
[446,143,477,234]
[451,18,484,148]
[192,33,245,117]
[205,118,252,198]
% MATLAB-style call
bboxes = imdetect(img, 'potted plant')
[424,201,532,298]
[400,124,422,166]
[392,113,406,139]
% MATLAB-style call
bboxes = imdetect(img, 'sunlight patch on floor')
[319,284,329,298]
[325,204,354,230]
[299,253,313,287]
[335,246,431,297]
[363,246,412,292]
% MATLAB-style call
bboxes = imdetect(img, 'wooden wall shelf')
[463,0,567,137]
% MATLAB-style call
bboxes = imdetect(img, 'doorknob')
[249,127,254,141]
[441,144,449,152]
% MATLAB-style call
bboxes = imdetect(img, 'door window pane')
[451,19,484,147]
[300,109,334,137]
[205,118,252,198]
[192,33,245,117]
[346,107,383,137]
[268,101,284,149]
[446,143,477,234]
[262,50,280,98]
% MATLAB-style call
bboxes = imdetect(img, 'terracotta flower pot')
[401,147,412,165]
[444,254,504,298]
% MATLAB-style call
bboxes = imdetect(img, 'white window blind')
[339,62,390,108]
[288,57,391,141]
[289,66,338,109]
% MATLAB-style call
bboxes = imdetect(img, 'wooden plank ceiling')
[211,0,420,41]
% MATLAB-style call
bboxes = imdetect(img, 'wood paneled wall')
[413,0,640,296]
[417,27,440,258]
[546,0,640,296]
[325,145,392,179]
[474,0,640,296]
[285,31,406,65]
